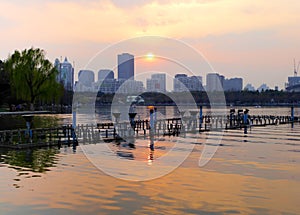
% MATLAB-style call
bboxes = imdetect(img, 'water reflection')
[97,129,168,166]
[1,107,300,214]
[147,131,155,165]
[0,148,59,172]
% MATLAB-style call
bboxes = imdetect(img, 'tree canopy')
[4,48,63,106]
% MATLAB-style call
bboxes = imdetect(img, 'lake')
[0,106,300,214]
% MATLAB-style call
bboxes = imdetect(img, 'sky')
[1,0,300,89]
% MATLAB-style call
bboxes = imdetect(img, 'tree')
[0,60,8,83]
[0,59,11,106]
[4,48,63,109]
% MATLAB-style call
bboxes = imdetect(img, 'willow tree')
[5,48,63,109]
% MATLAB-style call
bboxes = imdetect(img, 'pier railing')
[0,114,299,148]
[0,125,77,149]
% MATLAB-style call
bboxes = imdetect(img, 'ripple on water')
[1,114,300,214]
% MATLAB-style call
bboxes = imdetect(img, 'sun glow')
[145,53,155,61]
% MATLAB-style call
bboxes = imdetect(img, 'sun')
[145,53,155,61]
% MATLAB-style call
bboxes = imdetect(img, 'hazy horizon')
[1,0,300,89]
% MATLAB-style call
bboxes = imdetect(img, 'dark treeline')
[0,60,12,107]
[222,90,300,106]
[95,90,300,106]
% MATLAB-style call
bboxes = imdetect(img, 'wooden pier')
[0,111,299,149]
[76,113,300,143]
[0,125,78,149]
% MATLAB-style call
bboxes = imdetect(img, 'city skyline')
[57,50,281,92]
[75,63,248,93]
[1,0,300,89]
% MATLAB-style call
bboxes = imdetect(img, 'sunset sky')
[1,0,300,89]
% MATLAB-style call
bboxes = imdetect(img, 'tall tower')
[206,73,223,92]
[55,57,74,91]
[78,70,95,86]
[118,53,134,81]
[98,69,114,81]
[147,73,166,92]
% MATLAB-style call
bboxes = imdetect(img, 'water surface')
[0,107,300,214]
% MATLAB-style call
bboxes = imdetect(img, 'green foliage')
[0,59,9,84]
[0,60,11,106]
[4,48,63,104]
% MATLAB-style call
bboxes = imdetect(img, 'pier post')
[113,128,116,138]
[129,113,137,129]
[72,127,77,152]
[72,110,76,129]
[199,106,203,131]
[230,109,235,128]
[291,106,295,128]
[190,111,198,131]
[243,109,249,134]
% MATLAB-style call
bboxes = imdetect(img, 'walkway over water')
[0,125,77,149]
[0,111,299,148]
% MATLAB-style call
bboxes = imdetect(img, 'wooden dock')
[0,125,78,149]
[76,113,300,143]
[0,112,299,149]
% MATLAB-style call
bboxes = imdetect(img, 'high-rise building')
[97,79,119,94]
[146,73,166,92]
[174,74,188,92]
[78,70,94,87]
[189,76,203,91]
[206,73,224,92]
[118,53,134,81]
[117,80,144,94]
[223,78,243,91]
[98,69,114,81]
[55,57,74,91]
[173,74,203,92]
[286,76,300,92]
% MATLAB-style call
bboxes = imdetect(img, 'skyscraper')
[206,73,224,92]
[118,53,134,81]
[173,74,203,92]
[223,78,243,91]
[78,70,95,87]
[173,74,188,92]
[55,57,74,91]
[98,69,114,81]
[146,73,166,92]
